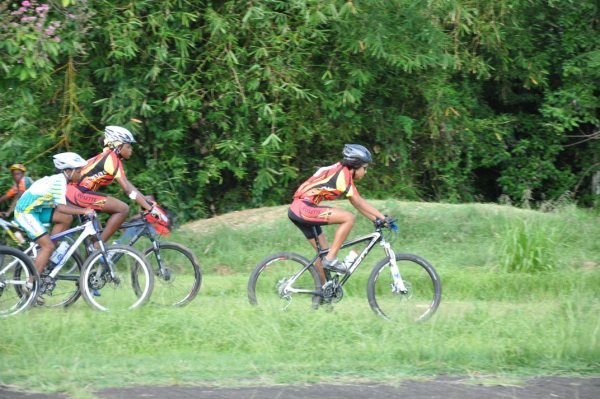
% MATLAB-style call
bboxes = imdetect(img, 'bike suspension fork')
[94,233,116,280]
[381,240,408,294]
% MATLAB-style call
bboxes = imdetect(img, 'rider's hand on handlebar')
[150,205,169,223]
[384,215,399,232]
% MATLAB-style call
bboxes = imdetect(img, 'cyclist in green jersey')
[14,153,94,280]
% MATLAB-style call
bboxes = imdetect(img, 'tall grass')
[501,219,556,272]
[0,201,599,396]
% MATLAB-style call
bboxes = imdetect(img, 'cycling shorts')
[66,185,108,210]
[14,207,54,240]
[288,199,333,239]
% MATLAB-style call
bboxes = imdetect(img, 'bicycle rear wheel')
[0,245,39,317]
[143,242,202,306]
[79,245,153,311]
[41,251,83,308]
[248,252,322,311]
[367,254,441,322]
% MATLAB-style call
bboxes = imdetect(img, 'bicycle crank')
[322,281,344,303]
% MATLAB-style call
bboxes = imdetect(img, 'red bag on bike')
[144,205,170,236]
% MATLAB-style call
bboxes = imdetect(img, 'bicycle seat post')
[312,226,323,254]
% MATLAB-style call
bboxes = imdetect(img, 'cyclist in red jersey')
[66,126,166,244]
[0,163,34,217]
[288,144,388,280]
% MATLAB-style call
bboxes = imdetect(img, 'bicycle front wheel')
[248,252,322,311]
[79,245,153,311]
[0,245,39,317]
[143,242,202,306]
[367,254,441,322]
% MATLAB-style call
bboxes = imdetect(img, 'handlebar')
[374,216,399,232]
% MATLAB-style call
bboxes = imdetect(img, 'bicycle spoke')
[248,253,321,311]
[0,247,37,317]
[80,246,153,311]
[144,243,201,307]
[40,255,81,308]
[368,254,441,322]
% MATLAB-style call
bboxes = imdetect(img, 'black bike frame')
[289,226,385,292]
[119,219,154,247]
[104,216,164,271]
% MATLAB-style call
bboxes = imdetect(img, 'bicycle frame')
[16,217,113,280]
[108,217,163,268]
[119,218,154,247]
[283,224,408,296]
[0,218,26,246]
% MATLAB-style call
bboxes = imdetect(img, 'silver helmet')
[53,152,87,170]
[104,126,136,148]
[342,144,372,168]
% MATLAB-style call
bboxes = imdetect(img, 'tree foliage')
[0,0,598,219]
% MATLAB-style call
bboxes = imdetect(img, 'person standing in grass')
[288,144,389,282]
[0,163,34,217]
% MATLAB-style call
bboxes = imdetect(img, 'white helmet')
[104,125,136,148]
[53,152,88,170]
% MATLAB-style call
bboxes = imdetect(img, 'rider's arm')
[114,175,153,211]
[4,196,19,216]
[0,194,9,203]
[55,204,94,216]
[349,194,386,222]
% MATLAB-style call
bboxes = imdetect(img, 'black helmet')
[342,144,372,168]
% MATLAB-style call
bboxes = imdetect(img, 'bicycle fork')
[381,240,408,294]
[94,237,118,283]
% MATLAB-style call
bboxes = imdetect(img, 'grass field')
[1,201,599,397]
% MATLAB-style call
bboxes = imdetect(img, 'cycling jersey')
[14,174,66,240]
[293,162,358,204]
[289,163,359,239]
[15,174,66,213]
[4,176,33,199]
[78,149,125,191]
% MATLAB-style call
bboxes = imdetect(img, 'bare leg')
[34,234,55,275]
[98,197,129,244]
[307,233,329,284]
[323,208,355,261]
[51,211,73,235]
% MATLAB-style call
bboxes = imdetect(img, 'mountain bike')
[11,213,154,311]
[1,216,85,307]
[0,245,39,317]
[248,218,442,322]
[113,212,202,306]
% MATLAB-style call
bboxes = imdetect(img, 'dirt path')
[2,377,598,399]
[182,205,289,234]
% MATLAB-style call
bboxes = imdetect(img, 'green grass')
[1,201,599,397]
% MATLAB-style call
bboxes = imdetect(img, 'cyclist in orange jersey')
[0,163,34,217]
[66,126,167,244]
[288,144,389,281]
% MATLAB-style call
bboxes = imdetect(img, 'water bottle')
[342,250,359,269]
[49,241,69,265]
[14,230,26,245]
